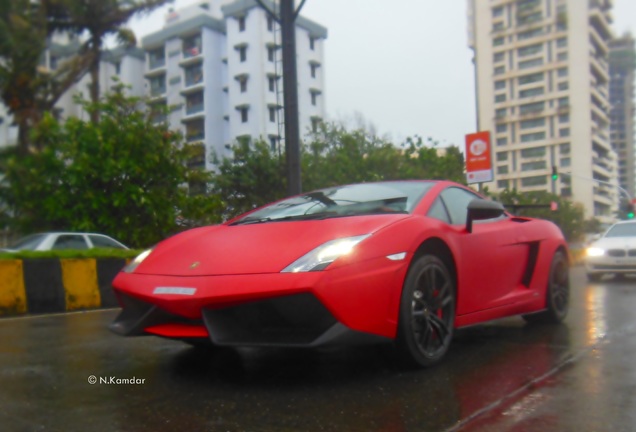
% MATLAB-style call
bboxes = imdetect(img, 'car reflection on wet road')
[1,267,635,432]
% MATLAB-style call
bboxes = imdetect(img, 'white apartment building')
[141,0,327,169]
[468,0,616,221]
[0,0,327,174]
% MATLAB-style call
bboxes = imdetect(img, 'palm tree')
[47,0,169,123]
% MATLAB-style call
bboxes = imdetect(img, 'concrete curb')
[0,258,126,316]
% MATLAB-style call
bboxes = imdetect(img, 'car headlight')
[123,249,153,273]
[586,247,605,257]
[281,235,371,273]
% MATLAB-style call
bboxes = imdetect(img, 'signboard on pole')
[465,131,493,184]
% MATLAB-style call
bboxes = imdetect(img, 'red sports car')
[110,180,569,367]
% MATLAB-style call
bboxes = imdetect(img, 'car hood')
[134,214,410,276]
[591,236,636,250]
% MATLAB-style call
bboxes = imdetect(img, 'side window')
[439,187,481,226]
[89,235,124,249]
[52,235,89,250]
[427,198,451,223]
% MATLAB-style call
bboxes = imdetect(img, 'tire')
[524,251,569,324]
[395,254,456,368]
[586,272,602,282]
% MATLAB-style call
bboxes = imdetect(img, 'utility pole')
[254,0,306,196]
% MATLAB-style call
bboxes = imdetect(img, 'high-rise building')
[141,0,327,170]
[468,0,615,222]
[609,33,636,197]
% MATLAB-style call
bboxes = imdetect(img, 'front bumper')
[110,257,407,347]
[585,256,636,274]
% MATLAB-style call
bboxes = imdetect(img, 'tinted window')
[439,187,481,226]
[605,223,636,238]
[427,198,451,223]
[8,234,47,251]
[232,182,434,225]
[89,235,125,249]
[52,235,88,250]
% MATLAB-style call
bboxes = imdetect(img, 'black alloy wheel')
[396,254,456,368]
[524,250,570,323]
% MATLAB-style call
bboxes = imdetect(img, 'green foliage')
[0,86,222,248]
[0,248,143,260]
[213,122,466,219]
[492,189,585,242]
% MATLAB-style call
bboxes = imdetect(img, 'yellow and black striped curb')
[0,258,126,316]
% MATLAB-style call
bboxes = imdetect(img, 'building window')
[492,6,504,17]
[310,90,319,106]
[237,45,247,62]
[494,66,505,75]
[497,137,508,146]
[559,143,570,154]
[183,34,202,58]
[556,37,567,48]
[519,58,543,70]
[237,75,248,92]
[557,52,568,61]
[185,92,204,115]
[269,106,277,122]
[497,151,508,161]
[519,87,544,98]
[496,108,507,118]
[267,46,276,62]
[238,16,246,32]
[493,37,504,47]
[518,28,543,40]
[185,64,203,87]
[518,72,544,85]
[520,131,546,142]
[559,128,570,137]
[495,80,506,90]
[557,67,568,77]
[517,43,543,57]
[520,118,545,129]
[558,114,569,123]
[497,165,509,175]
[148,48,165,69]
[268,75,277,92]
[496,123,508,133]
[114,62,120,75]
[185,119,205,142]
[311,117,322,132]
[310,62,320,78]
[267,16,274,31]
[557,81,569,91]
[560,157,571,167]
[558,97,569,107]
[519,101,545,114]
[521,146,546,158]
[309,36,315,50]
[495,94,506,103]
[498,180,510,189]
[521,160,546,171]
[493,22,505,32]
[238,106,249,123]
[521,175,547,187]
[149,74,166,96]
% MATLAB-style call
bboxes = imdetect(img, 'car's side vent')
[510,217,532,223]
[521,241,540,287]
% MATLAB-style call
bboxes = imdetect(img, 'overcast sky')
[131,0,636,149]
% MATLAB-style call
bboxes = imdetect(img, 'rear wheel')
[396,254,456,368]
[524,251,569,324]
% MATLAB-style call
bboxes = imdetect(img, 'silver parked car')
[585,220,636,281]
[2,232,128,252]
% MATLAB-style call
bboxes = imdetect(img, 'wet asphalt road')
[1,267,635,432]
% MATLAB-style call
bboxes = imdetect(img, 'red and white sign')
[465,131,493,184]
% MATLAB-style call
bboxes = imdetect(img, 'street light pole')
[254,0,304,196]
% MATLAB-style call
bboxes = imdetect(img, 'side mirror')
[466,199,505,233]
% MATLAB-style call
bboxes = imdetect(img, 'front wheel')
[395,254,456,368]
[524,250,569,324]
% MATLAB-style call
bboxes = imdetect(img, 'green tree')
[47,0,169,122]
[0,0,91,153]
[0,86,221,248]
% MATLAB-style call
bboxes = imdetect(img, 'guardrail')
[0,258,126,316]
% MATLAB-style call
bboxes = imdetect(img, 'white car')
[585,220,636,281]
[2,232,128,252]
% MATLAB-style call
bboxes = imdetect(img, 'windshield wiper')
[231,212,339,226]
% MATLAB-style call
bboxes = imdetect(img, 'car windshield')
[605,223,636,238]
[231,181,434,225]
[8,234,47,250]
